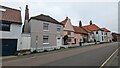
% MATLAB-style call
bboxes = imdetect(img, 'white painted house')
[0,5,22,56]
[82,20,112,43]
[100,28,112,42]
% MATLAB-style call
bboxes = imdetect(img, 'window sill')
[43,30,49,32]
[43,43,49,45]
[57,31,60,33]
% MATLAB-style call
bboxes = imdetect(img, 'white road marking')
[99,46,120,68]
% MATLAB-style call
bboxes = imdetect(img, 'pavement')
[1,56,17,60]
[1,42,119,67]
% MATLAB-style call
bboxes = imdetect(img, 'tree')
[63,35,68,45]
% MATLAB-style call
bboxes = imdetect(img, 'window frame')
[96,31,98,34]
[102,36,104,41]
[57,25,61,32]
[68,31,71,35]
[43,35,49,44]
[0,22,11,31]
[43,23,49,31]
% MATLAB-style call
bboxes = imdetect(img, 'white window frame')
[43,35,49,44]
[57,25,61,32]
[43,23,49,31]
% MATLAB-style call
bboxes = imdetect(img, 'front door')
[74,38,76,44]
[56,37,62,46]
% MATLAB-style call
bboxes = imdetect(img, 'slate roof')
[30,14,63,25]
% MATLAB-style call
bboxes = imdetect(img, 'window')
[43,23,49,30]
[68,37,71,42]
[57,25,61,32]
[68,31,71,35]
[106,33,107,35]
[43,35,49,44]
[104,32,106,35]
[0,23,11,31]
[96,31,98,34]
[101,32,103,35]
[102,36,104,41]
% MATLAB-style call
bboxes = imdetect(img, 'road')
[2,42,119,67]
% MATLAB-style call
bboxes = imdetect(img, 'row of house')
[61,17,112,45]
[0,5,113,56]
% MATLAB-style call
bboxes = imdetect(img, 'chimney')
[90,20,92,25]
[79,20,82,27]
[23,5,30,33]
[25,5,29,21]
[66,16,68,20]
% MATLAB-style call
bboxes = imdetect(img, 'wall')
[63,18,75,44]
[21,34,31,50]
[0,23,22,51]
[30,19,63,49]
[88,33,94,42]
[74,33,81,44]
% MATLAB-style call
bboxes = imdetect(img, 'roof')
[61,17,68,26]
[100,28,110,32]
[82,24,101,33]
[0,5,22,24]
[73,26,88,34]
[30,14,63,25]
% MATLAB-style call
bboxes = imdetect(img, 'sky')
[0,0,119,33]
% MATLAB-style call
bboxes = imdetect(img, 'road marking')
[99,46,120,68]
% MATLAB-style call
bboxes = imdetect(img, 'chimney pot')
[90,20,92,25]
[79,20,82,27]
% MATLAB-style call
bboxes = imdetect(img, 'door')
[56,37,62,46]
[0,39,17,56]
[74,38,76,44]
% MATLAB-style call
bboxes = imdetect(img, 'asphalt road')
[2,42,119,66]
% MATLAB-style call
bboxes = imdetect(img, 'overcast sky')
[0,0,119,33]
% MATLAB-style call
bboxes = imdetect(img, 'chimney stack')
[25,5,29,21]
[23,5,30,33]
[90,20,92,25]
[79,20,82,27]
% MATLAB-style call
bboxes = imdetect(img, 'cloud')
[0,1,118,32]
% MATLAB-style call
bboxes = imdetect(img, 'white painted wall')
[0,23,22,51]
[93,30,112,43]
[21,34,31,50]
[88,33,94,42]
[93,30,106,42]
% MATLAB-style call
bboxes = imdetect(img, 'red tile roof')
[82,24,101,33]
[100,28,110,32]
[73,26,88,34]
[0,5,22,24]
[61,17,68,26]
